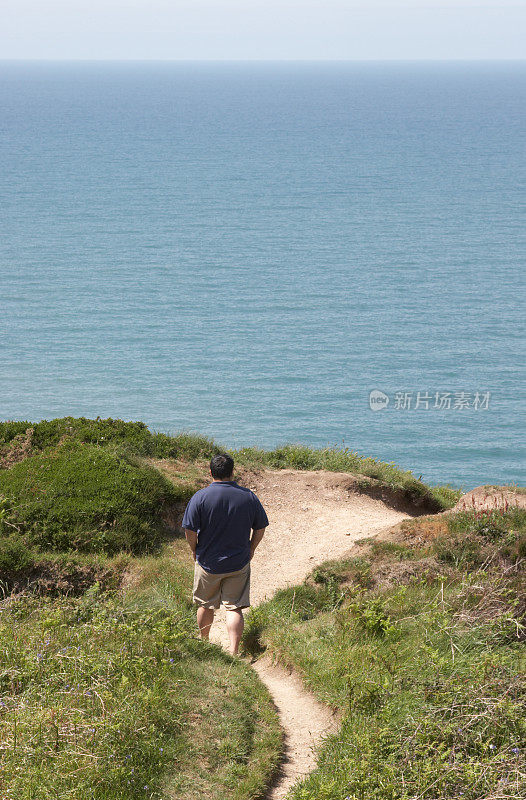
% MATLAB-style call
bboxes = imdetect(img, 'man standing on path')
[182,453,269,655]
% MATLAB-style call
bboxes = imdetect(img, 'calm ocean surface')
[1,61,525,490]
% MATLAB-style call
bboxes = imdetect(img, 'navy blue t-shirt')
[182,481,269,573]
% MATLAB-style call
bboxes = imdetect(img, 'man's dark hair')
[210,453,234,480]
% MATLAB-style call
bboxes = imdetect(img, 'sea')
[1,61,525,490]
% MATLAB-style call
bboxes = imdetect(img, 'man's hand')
[250,528,266,560]
[184,529,197,561]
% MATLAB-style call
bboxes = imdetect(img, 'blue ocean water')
[1,61,525,490]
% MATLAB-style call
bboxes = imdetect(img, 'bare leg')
[197,606,214,640]
[225,608,244,655]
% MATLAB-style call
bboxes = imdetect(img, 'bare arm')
[184,529,197,561]
[250,528,266,560]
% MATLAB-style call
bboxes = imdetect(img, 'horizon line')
[1,57,525,63]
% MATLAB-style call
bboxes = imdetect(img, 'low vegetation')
[0,441,184,556]
[243,508,526,800]
[1,418,460,526]
[0,437,188,593]
[234,443,460,510]
[0,418,283,799]
[0,415,506,799]
[0,544,282,800]
[0,417,220,463]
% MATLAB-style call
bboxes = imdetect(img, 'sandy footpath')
[207,468,410,798]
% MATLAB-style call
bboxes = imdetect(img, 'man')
[182,453,269,655]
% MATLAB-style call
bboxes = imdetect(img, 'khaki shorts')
[193,561,251,610]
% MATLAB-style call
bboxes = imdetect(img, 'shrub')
[349,593,394,637]
[0,535,35,572]
[449,507,526,537]
[0,441,183,556]
[0,416,222,461]
[433,533,486,569]
[332,556,373,589]
[434,509,526,569]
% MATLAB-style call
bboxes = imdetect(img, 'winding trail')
[251,657,339,800]
[207,468,411,798]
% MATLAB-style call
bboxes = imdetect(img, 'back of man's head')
[210,453,234,480]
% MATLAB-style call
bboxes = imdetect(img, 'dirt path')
[252,658,339,800]
[207,468,410,798]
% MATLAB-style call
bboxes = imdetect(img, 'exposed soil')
[236,468,412,604]
[252,657,340,800]
[0,558,128,597]
[0,427,34,469]
[449,485,526,513]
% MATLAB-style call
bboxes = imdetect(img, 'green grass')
[0,416,522,798]
[1,417,461,511]
[243,509,526,800]
[427,507,526,571]
[0,422,283,799]
[0,545,282,800]
[234,443,460,510]
[0,440,188,595]
[0,417,220,462]
[0,420,212,590]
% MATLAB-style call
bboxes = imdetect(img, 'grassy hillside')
[0,417,220,462]
[0,418,223,592]
[243,507,525,800]
[1,417,461,518]
[0,441,184,555]
[0,417,283,800]
[0,415,480,799]
[0,542,281,800]
[0,440,189,594]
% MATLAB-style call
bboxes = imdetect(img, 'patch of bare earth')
[236,468,413,604]
[252,658,340,800]
[449,485,526,513]
[0,427,34,469]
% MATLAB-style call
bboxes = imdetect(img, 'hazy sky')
[1,0,525,60]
